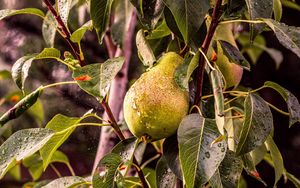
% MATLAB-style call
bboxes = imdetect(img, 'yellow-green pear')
[123,52,189,141]
[215,24,243,88]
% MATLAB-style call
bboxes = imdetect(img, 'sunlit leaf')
[0,128,54,179]
[70,21,93,43]
[11,55,36,91]
[178,114,227,187]
[42,176,87,188]
[0,8,45,20]
[72,57,125,101]
[56,0,72,26]
[136,29,156,67]
[236,93,273,155]
[264,81,300,127]
[210,69,225,135]
[146,19,171,40]
[42,11,57,47]
[23,150,69,181]
[11,48,61,91]
[40,114,81,170]
[90,0,113,44]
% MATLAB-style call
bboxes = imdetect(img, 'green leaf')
[90,0,113,44]
[56,0,72,26]
[11,55,36,91]
[42,11,57,47]
[0,128,54,179]
[236,93,273,155]
[23,153,43,181]
[40,114,81,170]
[245,0,273,40]
[263,19,300,59]
[0,87,43,126]
[155,156,177,188]
[242,154,267,186]
[264,81,300,127]
[265,136,284,186]
[136,29,156,67]
[35,48,61,60]
[130,0,165,30]
[111,137,137,161]
[11,48,61,91]
[70,21,93,43]
[210,69,225,135]
[250,144,268,165]
[209,151,243,188]
[42,176,87,188]
[0,8,45,20]
[219,40,251,70]
[163,134,182,180]
[281,0,300,11]
[143,168,157,188]
[23,150,69,181]
[27,98,45,127]
[93,138,137,188]
[163,0,210,43]
[174,52,199,91]
[72,57,125,101]
[238,32,266,64]
[178,114,227,187]
[286,172,300,188]
[8,164,21,181]
[273,0,282,21]
[146,19,171,40]
[92,153,122,188]
[0,70,12,80]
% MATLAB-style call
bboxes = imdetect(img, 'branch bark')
[93,9,149,187]
[42,0,85,66]
[193,0,223,107]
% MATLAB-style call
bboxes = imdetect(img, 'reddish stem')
[42,0,85,66]
[193,0,223,108]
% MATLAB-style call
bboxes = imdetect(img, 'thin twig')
[193,0,223,108]
[42,0,85,66]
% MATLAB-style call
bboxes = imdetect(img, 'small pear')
[123,52,189,141]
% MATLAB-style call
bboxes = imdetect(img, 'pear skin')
[123,52,189,141]
[215,24,243,88]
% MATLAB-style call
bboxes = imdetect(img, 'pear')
[123,52,189,141]
[215,24,243,88]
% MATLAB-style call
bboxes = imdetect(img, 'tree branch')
[93,10,149,188]
[42,0,85,66]
[193,0,223,107]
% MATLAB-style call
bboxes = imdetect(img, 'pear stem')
[193,0,223,108]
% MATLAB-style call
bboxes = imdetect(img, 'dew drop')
[217,143,222,147]
[221,148,226,152]
[205,152,210,158]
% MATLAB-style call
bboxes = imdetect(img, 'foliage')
[0,0,300,187]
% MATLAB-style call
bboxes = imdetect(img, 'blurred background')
[0,0,299,187]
